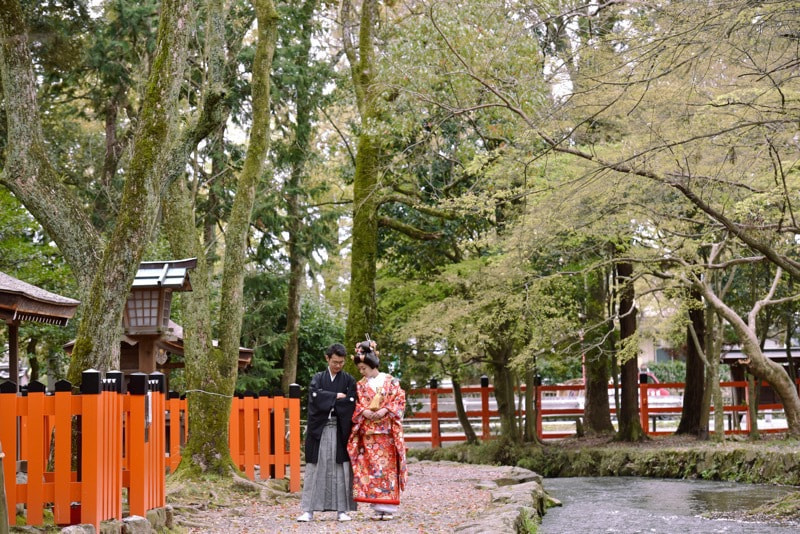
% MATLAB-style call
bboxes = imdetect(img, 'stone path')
[179,460,515,533]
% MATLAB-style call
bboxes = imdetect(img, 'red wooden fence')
[1,373,302,530]
[164,391,302,492]
[0,370,165,530]
[405,378,800,447]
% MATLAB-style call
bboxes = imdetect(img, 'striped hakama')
[300,417,356,512]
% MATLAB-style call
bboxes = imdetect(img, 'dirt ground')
[169,460,516,533]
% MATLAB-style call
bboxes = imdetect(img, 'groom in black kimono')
[297,343,357,522]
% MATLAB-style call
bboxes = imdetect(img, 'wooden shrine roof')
[0,271,80,326]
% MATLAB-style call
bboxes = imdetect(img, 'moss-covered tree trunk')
[488,341,519,442]
[0,0,102,295]
[161,0,278,476]
[0,0,191,383]
[342,0,380,351]
[582,269,615,434]
[616,261,646,442]
[677,289,706,435]
[187,0,278,475]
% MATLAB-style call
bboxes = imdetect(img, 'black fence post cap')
[54,379,72,393]
[81,369,102,394]
[480,375,489,388]
[128,372,148,395]
[289,383,301,398]
[429,378,438,389]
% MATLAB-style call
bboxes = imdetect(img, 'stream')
[539,476,799,533]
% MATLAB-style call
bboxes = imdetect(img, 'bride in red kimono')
[347,340,408,520]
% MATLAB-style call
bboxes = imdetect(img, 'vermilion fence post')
[167,392,182,473]
[242,393,256,480]
[107,371,124,521]
[151,373,166,511]
[26,381,46,525]
[52,380,72,525]
[288,384,301,492]
[127,372,148,518]
[257,392,274,479]
[273,393,286,479]
[79,369,103,530]
[0,381,16,528]
[480,375,491,440]
[229,394,242,473]
[429,379,440,448]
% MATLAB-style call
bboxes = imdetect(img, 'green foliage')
[238,271,344,394]
[0,190,78,382]
[647,360,686,385]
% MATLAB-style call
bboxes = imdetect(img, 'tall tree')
[676,289,706,436]
[341,0,381,349]
[615,260,646,442]
[162,0,279,475]
[0,0,190,382]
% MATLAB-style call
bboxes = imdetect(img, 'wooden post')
[288,384,301,493]
[273,394,286,479]
[7,321,19,394]
[150,373,166,511]
[0,438,7,534]
[26,382,46,525]
[127,373,148,518]
[429,379,440,448]
[257,393,274,479]
[480,376,490,440]
[242,394,256,480]
[52,380,72,526]
[229,395,242,473]
[639,372,649,434]
[80,370,103,530]
[0,381,14,532]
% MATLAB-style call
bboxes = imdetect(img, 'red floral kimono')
[347,373,408,506]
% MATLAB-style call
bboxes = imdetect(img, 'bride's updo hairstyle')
[353,339,380,369]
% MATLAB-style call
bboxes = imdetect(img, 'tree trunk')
[0,0,191,384]
[163,0,279,476]
[747,371,760,438]
[342,0,381,351]
[700,278,800,437]
[489,345,519,442]
[676,289,705,435]
[582,269,615,434]
[0,0,103,295]
[615,261,646,442]
[452,377,478,445]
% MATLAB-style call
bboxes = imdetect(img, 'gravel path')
[181,460,512,533]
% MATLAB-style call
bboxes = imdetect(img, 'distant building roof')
[0,271,80,326]
[131,258,197,291]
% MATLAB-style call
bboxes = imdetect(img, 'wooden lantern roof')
[132,258,196,291]
[0,271,80,326]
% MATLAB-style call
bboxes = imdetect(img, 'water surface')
[540,476,799,533]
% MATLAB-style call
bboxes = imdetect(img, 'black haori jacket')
[304,370,357,464]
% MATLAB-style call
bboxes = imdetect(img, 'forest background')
[1,0,800,477]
